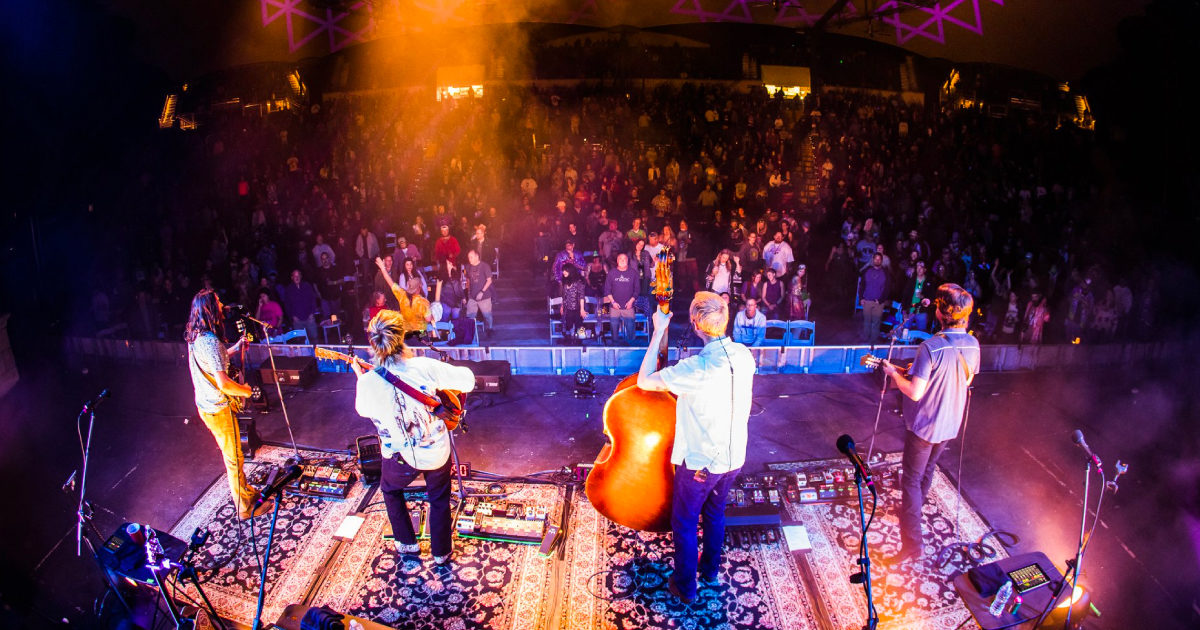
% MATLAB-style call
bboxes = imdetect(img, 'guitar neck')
[316,348,372,370]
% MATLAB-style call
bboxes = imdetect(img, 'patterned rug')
[771,453,1007,630]
[167,445,368,627]
[558,488,823,630]
[309,481,564,630]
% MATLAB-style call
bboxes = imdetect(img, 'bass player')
[635,291,757,603]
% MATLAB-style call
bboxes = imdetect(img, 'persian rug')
[309,481,564,630]
[771,453,1008,630]
[167,445,368,627]
[557,488,823,630]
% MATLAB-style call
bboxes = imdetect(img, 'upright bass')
[585,247,677,532]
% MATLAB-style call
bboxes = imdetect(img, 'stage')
[3,354,1198,629]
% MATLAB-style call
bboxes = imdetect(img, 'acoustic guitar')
[585,246,678,532]
[314,346,466,430]
[860,354,910,375]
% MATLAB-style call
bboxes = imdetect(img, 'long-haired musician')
[185,289,271,519]
[352,310,475,565]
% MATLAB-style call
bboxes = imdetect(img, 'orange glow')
[1056,585,1085,608]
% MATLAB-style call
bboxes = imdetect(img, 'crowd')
[86,78,1158,349]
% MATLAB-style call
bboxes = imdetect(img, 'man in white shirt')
[353,310,476,565]
[636,291,757,603]
[644,231,665,276]
[732,299,767,346]
[762,232,794,278]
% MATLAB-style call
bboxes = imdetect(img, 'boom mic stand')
[865,308,923,460]
[72,393,138,621]
[245,315,301,459]
[1030,450,1115,629]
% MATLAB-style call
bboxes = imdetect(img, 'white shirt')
[658,337,756,473]
[711,265,731,294]
[644,243,665,275]
[355,356,476,469]
[763,240,794,276]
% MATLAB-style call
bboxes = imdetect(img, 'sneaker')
[394,542,420,555]
[667,579,694,604]
[433,553,452,565]
[239,497,275,520]
[699,572,720,586]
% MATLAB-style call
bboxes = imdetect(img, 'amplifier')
[356,435,382,484]
[259,356,318,387]
[448,359,511,394]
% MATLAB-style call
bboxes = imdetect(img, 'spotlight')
[1040,585,1097,628]
[249,385,270,412]
[573,369,595,398]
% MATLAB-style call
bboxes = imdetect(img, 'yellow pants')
[199,407,259,517]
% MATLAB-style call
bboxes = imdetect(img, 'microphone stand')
[72,396,137,620]
[865,308,923,460]
[76,405,96,557]
[1030,457,1107,629]
[245,315,300,460]
[849,470,879,630]
[251,495,286,630]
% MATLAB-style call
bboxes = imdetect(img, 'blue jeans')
[900,431,950,551]
[670,463,741,599]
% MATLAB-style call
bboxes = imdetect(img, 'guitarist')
[352,310,475,565]
[876,283,980,566]
[185,289,271,520]
[635,291,757,604]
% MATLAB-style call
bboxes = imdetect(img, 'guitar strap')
[934,331,974,382]
[374,366,445,414]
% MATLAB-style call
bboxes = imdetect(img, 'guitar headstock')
[860,354,883,371]
[652,246,675,314]
[234,318,254,342]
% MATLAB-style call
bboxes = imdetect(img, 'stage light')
[1040,584,1098,628]
[573,369,595,397]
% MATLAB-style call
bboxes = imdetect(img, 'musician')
[879,283,980,564]
[185,289,271,519]
[636,291,757,603]
[352,310,475,565]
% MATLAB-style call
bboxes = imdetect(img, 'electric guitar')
[227,320,254,414]
[314,346,466,430]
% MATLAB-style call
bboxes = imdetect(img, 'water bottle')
[989,579,1014,617]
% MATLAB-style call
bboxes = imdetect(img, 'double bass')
[585,247,677,532]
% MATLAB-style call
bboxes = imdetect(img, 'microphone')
[1071,430,1102,472]
[82,389,110,412]
[61,470,77,493]
[836,434,873,485]
[256,464,303,507]
[243,314,271,328]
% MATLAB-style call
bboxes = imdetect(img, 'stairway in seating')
[487,255,554,345]
[797,130,819,206]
